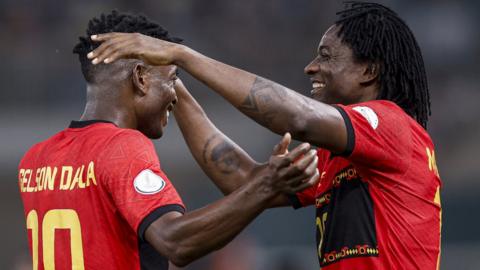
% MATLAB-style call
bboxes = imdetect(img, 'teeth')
[312,82,326,88]
[166,111,170,118]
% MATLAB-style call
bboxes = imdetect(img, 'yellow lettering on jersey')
[86,161,97,187]
[19,169,26,192]
[44,167,57,191]
[35,167,44,191]
[19,162,97,193]
[426,147,439,177]
[25,169,35,192]
[69,165,85,190]
[60,166,73,190]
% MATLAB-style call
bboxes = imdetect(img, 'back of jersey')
[18,121,184,270]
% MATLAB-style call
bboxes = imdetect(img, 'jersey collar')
[69,120,116,128]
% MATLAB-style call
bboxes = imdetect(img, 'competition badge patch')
[133,169,166,195]
[352,106,379,130]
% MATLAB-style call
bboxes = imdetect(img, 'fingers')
[269,142,310,172]
[287,169,320,194]
[90,32,120,42]
[87,33,134,64]
[285,142,311,163]
[272,133,291,156]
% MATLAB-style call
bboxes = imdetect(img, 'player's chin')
[143,125,164,139]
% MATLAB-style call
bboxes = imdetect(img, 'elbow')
[166,239,210,267]
[166,244,195,267]
[170,253,192,268]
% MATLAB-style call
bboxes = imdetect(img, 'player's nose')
[304,57,320,75]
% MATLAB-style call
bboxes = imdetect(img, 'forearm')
[175,46,331,140]
[174,85,258,194]
[147,178,272,266]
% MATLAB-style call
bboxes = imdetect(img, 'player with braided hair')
[91,2,442,269]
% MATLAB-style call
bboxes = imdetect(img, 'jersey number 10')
[26,209,85,270]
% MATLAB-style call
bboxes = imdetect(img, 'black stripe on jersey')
[69,120,115,128]
[137,204,185,270]
[332,105,355,157]
[138,204,185,242]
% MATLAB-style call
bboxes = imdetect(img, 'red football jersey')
[290,100,442,270]
[18,120,185,270]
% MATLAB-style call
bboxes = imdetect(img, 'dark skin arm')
[173,78,296,207]
[88,33,347,152]
[145,144,319,267]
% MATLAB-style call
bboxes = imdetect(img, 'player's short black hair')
[335,1,430,128]
[73,10,182,83]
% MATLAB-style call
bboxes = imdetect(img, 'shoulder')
[340,100,410,131]
[98,128,160,168]
[18,130,65,168]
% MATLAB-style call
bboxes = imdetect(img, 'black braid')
[73,10,182,83]
[336,1,430,128]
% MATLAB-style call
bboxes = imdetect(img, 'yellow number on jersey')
[26,209,85,270]
[316,212,328,259]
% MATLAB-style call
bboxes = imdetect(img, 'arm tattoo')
[239,76,316,130]
[202,134,241,175]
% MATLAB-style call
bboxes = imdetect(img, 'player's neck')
[79,102,137,129]
[80,85,137,129]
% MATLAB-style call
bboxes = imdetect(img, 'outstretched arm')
[88,33,348,153]
[173,78,294,207]
[145,143,319,267]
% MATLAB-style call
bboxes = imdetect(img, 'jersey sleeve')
[97,130,185,239]
[334,100,413,174]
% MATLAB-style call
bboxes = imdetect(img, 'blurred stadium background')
[1,0,479,269]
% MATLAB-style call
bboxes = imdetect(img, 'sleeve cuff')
[332,105,355,157]
[287,194,303,209]
[138,204,185,242]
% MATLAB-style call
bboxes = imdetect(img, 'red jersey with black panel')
[18,120,184,270]
[290,100,442,270]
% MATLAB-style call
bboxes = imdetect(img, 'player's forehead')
[317,24,342,53]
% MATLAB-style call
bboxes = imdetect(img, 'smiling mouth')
[312,82,326,89]
[311,81,326,95]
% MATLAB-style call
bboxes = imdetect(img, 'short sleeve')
[97,130,184,236]
[335,100,413,173]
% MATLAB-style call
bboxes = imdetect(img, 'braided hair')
[336,1,430,128]
[73,10,181,83]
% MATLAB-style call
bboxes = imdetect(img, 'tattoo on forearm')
[240,77,288,126]
[239,76,315,129]
[202,134,241,175]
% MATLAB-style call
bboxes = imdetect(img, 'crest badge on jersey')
[352,106,379,130]
[133,169,166,195]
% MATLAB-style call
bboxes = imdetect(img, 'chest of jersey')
[314,156,379,267]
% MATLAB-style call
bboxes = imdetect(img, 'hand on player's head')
[87,32,179,66]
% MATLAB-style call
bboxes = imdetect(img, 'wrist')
[173,44,193,67]
[250,173,278,201]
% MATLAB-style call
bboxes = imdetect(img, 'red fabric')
[295,100,442,270]
[18,122,184,270]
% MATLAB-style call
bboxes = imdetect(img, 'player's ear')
[360,62,379,85]
[132,63,149,96]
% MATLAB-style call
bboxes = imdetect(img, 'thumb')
[272,132,291,156]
